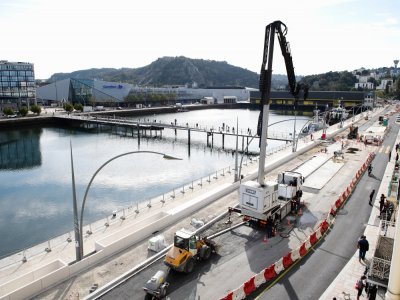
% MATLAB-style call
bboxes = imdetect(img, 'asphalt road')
[253,117,398,300]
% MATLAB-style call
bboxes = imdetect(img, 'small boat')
[299,109,327,136]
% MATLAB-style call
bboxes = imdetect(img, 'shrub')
[30,105,41,115]
[19,106,29,116]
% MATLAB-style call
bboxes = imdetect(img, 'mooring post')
[222,133,225,149]
[137,124,140,145]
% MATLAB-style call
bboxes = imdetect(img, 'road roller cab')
[164,229,216,273]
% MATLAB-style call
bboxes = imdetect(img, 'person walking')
[379,194,386,212]
[389,151,391,161]
[357,235,369,262]
[356,275,366,300]
[369,189,375,206]
[367,283,378,300]
[266,216,273,238]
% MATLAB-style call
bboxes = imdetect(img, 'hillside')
[48,56,260,88]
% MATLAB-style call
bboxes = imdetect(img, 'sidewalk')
[0,107,385,299]
[320,113,399,300]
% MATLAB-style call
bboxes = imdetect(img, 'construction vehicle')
[232,21,306,226]
[232,171,303,226]
[277,171,303,200]
[347,125,358,139]
[143,270,169,299]
[164,229,217,273]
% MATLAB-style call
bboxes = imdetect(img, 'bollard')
[135,203,140,214]
[181,185,185,194]
[228,166,231,174]
[161,194,166,203]
[105,217,109,227]
[207,175,211,183]
[171,189,176,199]
[87,224,93,235]
[147,200,152,208]
[45,241,52,253]
[221,168,225,176]
[213,171,218,180]
[120,208,126,220]
[198,178,203,187]
[189,181,194,190]
[67,233,72,242]
[22,250,27,263]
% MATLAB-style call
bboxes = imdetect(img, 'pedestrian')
[357,235,369,262]
[396,152,399,161]
[367,283,377,300]
[356,275,366,300]
[389,151,391,161]
[310,133,313,140]
[379,194,385,212]
[396,143,399,152]
[266,216,273,238]
[369,189,375,206]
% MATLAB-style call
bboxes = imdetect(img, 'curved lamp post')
[236,118,303,182]
[70,145,181,261]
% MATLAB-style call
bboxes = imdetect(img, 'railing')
[369,256,391,281]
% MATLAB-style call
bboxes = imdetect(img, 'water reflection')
[0,128,42,170]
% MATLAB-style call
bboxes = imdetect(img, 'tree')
[30,105,41,115]
[63,102,74,113]
[3,107,14,116]
[19,106,29,116]
[74,103,83,111]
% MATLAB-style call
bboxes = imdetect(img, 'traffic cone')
[263,235,268,244]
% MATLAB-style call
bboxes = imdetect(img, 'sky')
[1,0,399,79]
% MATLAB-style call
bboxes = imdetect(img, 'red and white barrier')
[220,152,375,300]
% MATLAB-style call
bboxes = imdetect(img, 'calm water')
[0,108,309,257]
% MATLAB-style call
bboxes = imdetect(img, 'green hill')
[48,56,260,88]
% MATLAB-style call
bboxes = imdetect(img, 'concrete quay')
[0,106,387,300]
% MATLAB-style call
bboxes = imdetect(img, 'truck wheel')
[185,258,195,273]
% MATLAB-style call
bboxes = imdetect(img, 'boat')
[326,107,349,125]
[299,109,327,136]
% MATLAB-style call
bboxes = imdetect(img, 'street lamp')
[236,118,300,182]
[70,145,182,261]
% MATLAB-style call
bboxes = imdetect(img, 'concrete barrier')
[0,260,66,300]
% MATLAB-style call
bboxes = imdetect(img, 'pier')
[54,114,295,150]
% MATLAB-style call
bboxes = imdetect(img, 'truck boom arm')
[257,21,308,186]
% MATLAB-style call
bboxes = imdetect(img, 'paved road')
[254,117,398,300]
